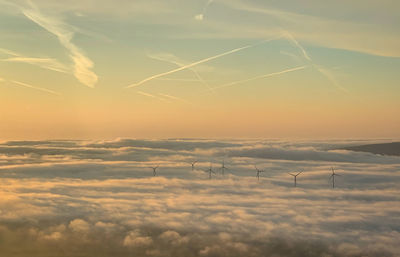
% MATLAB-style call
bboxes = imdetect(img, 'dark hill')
[343,142,400,156]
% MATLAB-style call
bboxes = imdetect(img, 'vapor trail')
[137,91,170,103]
[126,37,279,89]
[148,53,214,92]
[283,31,311,61]
[210,66,306,91]
[283,30,346,92]
[158,93,192,105]
[10,80,61,96]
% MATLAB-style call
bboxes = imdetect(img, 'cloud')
[18,1,98,88]
[3,57,69,73]
[1,47,69,74]
[194,14,204,21]
[123,230,153,247]
[194,0,214,21]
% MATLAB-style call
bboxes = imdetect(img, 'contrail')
[209,66,307,91]
[283,30,347,92]
[137,91,171,103]
[158,93,192,105]
[148,53,214,92]
[155,78,214,82]
[282,31,311,61]
[125,37,279,89]
[10,80,61,96]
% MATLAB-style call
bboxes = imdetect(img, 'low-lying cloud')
[0,139,399,256]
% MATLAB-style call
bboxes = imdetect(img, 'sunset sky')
[1,0,399,139]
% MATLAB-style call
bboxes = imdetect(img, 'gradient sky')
[0,0,399,139]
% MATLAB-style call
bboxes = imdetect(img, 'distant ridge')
[343,142,400,156]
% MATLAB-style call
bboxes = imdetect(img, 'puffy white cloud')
[123,230,153,247]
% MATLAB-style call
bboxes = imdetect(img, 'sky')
[0,0,399,139]
[1,138,400,256]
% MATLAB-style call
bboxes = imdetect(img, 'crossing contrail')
[125,37,280,89]
[283,30,347,92]
[209,66,307,91]
[10,80,61,96]
[148,53,214,92]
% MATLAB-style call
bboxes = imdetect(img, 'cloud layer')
[0,139,400,256]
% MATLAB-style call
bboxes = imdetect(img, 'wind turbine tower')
[191,161,197,171]
[151,165,159,176]
[254,165,265,181]
[330,167,341,188]
[204,164,215,179]
[220,159,229,176]
[289,171,303,187]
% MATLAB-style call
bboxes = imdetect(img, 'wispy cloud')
[10,80,61,96]
[126,37,279,89]
[210,66,307,91]
[195,0,214,21]
[18,1,98,88]
[3,57,69,73]
[218,0,400,57]
[0,48,20,57]
[1,47,69,73]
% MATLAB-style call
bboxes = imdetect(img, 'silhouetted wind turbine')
[220,159,229,176]
[191,161,198,171]
[289,171,303,187]
[330,167,341,188]
[254,165,265,181]
[204,164,215,179]
[151,165,159,176]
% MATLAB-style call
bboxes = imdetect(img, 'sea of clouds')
[0,138,399,256]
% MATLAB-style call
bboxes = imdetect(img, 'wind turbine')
[289,171,303,187]
[191,160,198,171]
[330,167,341,188]
[204,164,215,179]
[219,159,229,176]
[254,165,265,181]
[151,165,159,176]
